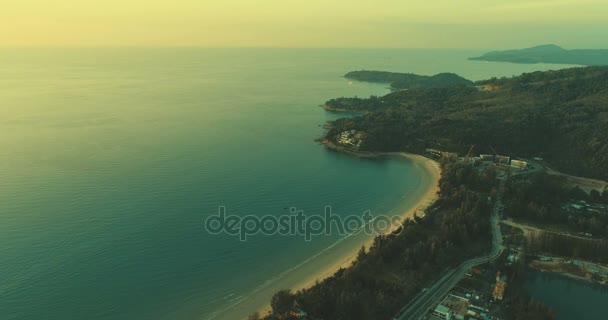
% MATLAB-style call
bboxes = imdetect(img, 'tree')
[354,246,367,266]
[270,289,295,316]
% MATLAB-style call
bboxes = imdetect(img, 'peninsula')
[325,66,608,181]
[469,44,608,66]
[253,66,608,320]
[344,70,473,90]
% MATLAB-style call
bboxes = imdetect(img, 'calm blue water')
[0,48,577,320]
[525,271,608,319]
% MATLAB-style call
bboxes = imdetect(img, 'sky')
[2,0,607,48]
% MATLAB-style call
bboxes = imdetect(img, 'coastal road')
[393,177,506,320]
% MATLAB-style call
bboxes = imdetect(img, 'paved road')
[500,219,598,241]
[393,178,506,320]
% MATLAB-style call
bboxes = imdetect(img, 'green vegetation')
[325,66,608,181]
[507,269,557,320]
[469,44,608,66]
[257,159,495,320]
[510,296,556,320]
[495,240,556,320]
[344,70,473,90]
[264,66,608,320]
[526,231,608,264]
[503,173,608,237]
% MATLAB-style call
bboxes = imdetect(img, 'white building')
[432,304,452,320]
[511,159,528,169]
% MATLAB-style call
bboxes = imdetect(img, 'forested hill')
[469,44,608,66]
[344,70,473,90]
[325,66,608,180]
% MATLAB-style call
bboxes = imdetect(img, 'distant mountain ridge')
[344,71,473,90]
[470,44,608,66]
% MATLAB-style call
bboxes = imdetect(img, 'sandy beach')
[287,141,441,292]
[210,141,442,320]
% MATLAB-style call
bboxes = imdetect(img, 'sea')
[0,48,577,320]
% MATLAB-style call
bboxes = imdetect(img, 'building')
[442,294,469,319]
[289,309,307,318]
[432,294,470,320]
[495,155,510,165]
[426,148,443,157]
[511,159,528,169]
[507,253,519,265]
[337,130,363,150]
[492,271,507,300]
[426,148,457,158]
[432,304,452,320]
[480,154,494,161]
[589,265,601,274]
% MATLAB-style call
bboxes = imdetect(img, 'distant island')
[469,44,608,66]
[344,70,473,90]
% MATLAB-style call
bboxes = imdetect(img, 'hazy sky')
[2,0,607,48]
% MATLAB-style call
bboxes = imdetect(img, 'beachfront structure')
[426,148,444,157]
[337,130,363,150]
[426,148,457,158]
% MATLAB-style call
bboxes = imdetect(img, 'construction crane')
[464,145,475,161]
[489,145,506,168]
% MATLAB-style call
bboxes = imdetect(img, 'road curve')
[393,177,506,320]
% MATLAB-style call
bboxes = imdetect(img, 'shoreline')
[254,139,441,318]
[320,104,369,114]
[293,140,441,286]
[529,258,608,286]
[211,139,442,320]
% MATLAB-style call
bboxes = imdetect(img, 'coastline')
[320,104,369,114]
[529,258,608,286]
[212,139,441,320]
[253,139,442,318]
[293,141,441,285]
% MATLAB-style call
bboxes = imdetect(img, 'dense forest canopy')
[344,70,473,90]
[502,173,608,237]
[469,44,608,66]
[325,66,608,180]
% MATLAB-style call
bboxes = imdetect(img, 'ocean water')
[0,48,576,320]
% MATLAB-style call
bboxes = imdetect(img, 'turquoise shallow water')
[0,48,577,319]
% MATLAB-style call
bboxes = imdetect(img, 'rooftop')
[435,304,450,314]
[440,294,469,316]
